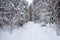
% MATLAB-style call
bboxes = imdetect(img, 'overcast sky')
[26,0,33,5]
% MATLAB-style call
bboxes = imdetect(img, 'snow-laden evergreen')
[0,0,28,27]
[32,0,52,23]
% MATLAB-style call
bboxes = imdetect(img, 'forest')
[0,0,60,40]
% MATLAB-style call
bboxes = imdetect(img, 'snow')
[0,22,60,40]
[26,0,33,5]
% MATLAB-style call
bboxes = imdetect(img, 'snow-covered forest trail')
[0,22,60,40]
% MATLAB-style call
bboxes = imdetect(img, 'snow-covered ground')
[0,22,60,40]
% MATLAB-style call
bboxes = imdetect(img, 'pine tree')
[0,0,28,32]
[32,0,52,23]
